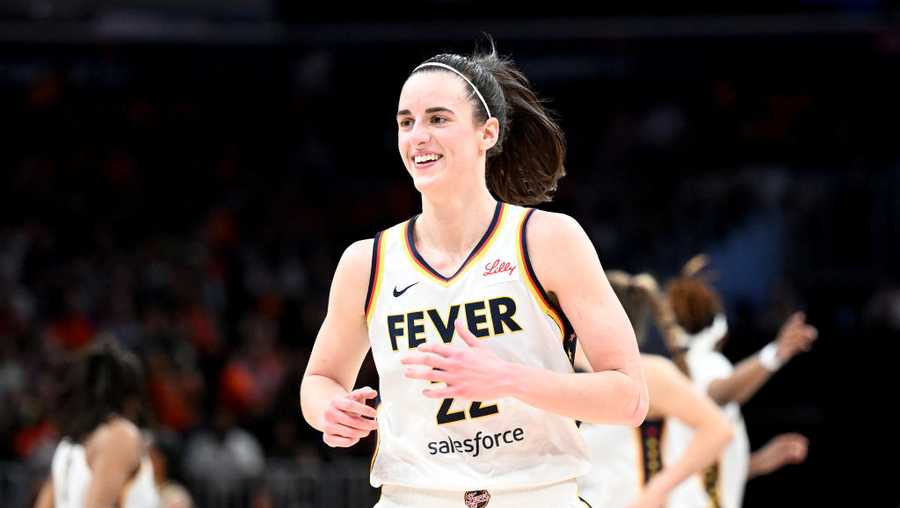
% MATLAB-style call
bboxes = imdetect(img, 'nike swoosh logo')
[393,281,419,297]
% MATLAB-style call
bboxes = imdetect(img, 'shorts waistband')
[376,478,588,508]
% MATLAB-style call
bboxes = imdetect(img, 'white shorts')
[374,478,592,508]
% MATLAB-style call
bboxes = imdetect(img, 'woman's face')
[396,70,498,196]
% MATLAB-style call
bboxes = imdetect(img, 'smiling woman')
[395,50,566,206]
[300,39,648,508]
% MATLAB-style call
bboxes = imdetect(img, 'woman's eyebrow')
[396,106,455,117]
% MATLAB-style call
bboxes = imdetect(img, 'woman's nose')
[410,121,431,144]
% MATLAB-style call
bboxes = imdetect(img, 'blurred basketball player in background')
[33,341,159,508]
[577,271,733,508]
[663,255,816,508]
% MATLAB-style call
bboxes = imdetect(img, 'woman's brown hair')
[410,40,566,205]
[665,254,724,335]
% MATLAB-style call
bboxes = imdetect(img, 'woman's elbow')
[625,379,650,427]
[718,419,736,446]
[298,376,319,429]
[703,413,735,451]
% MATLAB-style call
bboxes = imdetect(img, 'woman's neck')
[417,188,498,258]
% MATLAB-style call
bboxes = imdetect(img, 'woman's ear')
[480,117,500,152]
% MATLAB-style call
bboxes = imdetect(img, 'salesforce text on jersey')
[427,427,525,457]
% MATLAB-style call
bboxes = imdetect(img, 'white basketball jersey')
[52,439,160,508]
[665,350,749,508]
[365,202,590,491]
[578,419,667,508]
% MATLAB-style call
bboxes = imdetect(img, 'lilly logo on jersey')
[483,258,516,277]
[465,490,491,508]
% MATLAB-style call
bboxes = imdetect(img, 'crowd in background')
[0,34,898,506]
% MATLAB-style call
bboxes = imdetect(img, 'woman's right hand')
[775,312,818,361]
[322,386,379,448]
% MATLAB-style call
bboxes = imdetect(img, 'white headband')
[672,314,728,353]
[413,62,492,119]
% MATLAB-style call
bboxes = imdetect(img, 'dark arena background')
[1,1,898,506]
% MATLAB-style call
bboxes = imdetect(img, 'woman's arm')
[84,420,142,508]
[706,312,817,406]
[524,211,648,425]
[630,355,734,508]
[33,480,53,508]
[300,240,378,448]
[403,211,648,425]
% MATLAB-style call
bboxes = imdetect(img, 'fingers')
[790,433,809,446]
[333,397,378,419]
[769,433,809,464]
[775,432,805,443]
[796,326,817,342]
[347,386,378,402]
[780,443,806,463]
[324,419,375,440]
[401,350,454,369]
[778,313,819,357]
[321,389,380,448]
[325,392,379,435]
[454,318,482,348]
[416,343,458,356]
[787,314,817,340]
[789,444,808,462]
[785,325,818,351]
[782,434,809,461]
[783,318,805,336]
[404,367,449,382]
[325,405,378,432]
[779,312,805,336]
[422,386,455,399]
[323,433,359,448]
[803,326,819,346]
[322,418,375,445]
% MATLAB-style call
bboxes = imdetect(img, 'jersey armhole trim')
[369,405,382,473]
[517,208,568,340]
[365,230,386,322]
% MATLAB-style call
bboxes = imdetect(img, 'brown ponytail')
[665,254,723,335]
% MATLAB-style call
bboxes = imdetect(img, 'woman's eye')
[399,119,412,128]
[431,116,447,124]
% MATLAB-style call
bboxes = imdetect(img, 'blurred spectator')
[149,432,195,508]
[183,404,265,504]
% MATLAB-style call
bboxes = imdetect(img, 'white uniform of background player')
[51,438,160,508]
[666,315,749,508]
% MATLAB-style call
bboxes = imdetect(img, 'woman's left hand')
[401,319,516,400]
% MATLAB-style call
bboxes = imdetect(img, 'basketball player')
[662,256,817,508]
[576,272,733,508]
[34,341,159,508]
[300,43,648,508]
